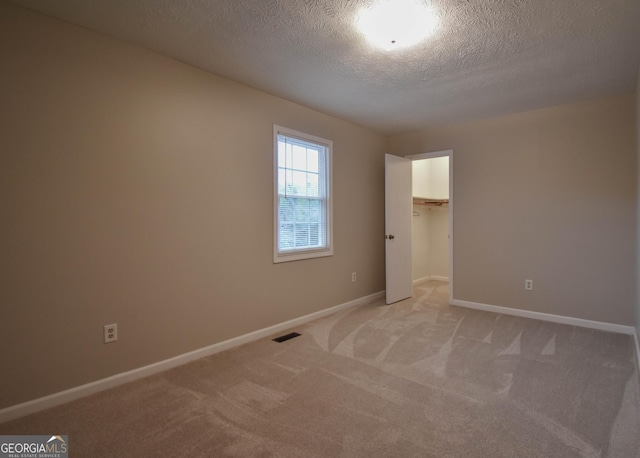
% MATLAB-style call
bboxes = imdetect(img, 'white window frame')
[273,125,333,263]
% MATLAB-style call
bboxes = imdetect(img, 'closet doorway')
[406,151,453,302]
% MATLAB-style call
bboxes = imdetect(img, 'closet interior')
[412,157,449,283]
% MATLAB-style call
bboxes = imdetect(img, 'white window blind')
[274,126,332,263]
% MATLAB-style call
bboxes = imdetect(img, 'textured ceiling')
[8,0,640,134]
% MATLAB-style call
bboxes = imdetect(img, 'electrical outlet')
[352,272,357,282]
[104,323,118,344]
[524,279,533,291]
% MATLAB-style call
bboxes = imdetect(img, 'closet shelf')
[413,197,449,207]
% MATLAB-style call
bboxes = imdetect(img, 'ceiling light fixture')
[356,0,439,51]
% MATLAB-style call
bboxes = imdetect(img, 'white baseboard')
[451,299,636,335]
[0,290,384,424]
[413,275,449,285]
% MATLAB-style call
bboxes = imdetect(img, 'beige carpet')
[2,281,639,457]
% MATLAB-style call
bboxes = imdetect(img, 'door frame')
[405,150,453,304]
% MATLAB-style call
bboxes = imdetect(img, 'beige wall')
[391,94,637,325]
[0,3,387,409]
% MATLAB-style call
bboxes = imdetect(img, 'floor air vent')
[272,332,301,343]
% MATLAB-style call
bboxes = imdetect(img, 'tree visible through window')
[274,126,332,263]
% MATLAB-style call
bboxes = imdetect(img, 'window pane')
[275,127,332,261]
[277,140,286,168]
[278,141,293,168]
[279,223,294,250]
[309,200,321,222]
[306,172,319,197]
[307,149,319,173]
[295,198,309,222]
[295,224,309,247]
[309,224,320,246]
[277,169,286,195]
[290,171,307,196]
[279,197,294,222]
[292,145,307,170]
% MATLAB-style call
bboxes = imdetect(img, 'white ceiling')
[9,0,640,135]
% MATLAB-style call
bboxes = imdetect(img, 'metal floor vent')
[272,332,301,343]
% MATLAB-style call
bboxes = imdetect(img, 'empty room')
[1,0,640,456]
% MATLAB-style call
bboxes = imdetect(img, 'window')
[274,126,332,263]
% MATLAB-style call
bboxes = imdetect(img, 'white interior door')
[385,154,413,304]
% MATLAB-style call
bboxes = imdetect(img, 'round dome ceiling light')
[356,0,439,51]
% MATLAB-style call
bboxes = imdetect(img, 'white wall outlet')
[524,279,533,291]
[104,323,118,343]
[352,272,357,282]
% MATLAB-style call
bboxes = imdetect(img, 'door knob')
[387,234,395,240]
